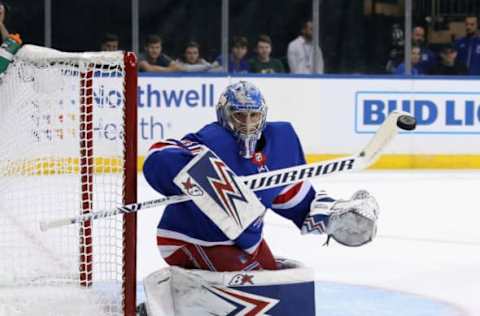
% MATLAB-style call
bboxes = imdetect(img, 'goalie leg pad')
[142,268,175,316]
[143,258,316,316]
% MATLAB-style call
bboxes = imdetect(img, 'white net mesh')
[0,45,132,316]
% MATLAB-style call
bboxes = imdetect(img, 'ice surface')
[138,170,480,316]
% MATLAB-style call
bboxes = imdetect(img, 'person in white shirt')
[176,41,213,72]
[287,20,324,74]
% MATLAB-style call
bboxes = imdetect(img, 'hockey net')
[0,45,137,316]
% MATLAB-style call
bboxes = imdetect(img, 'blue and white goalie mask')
[216,81,268,158]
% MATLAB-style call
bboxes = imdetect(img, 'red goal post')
[0,45,137,316]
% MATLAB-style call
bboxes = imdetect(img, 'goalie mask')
[216,81,268,158]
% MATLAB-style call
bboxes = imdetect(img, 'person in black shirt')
[138,34,182,72]
[429,44,468,76]
[100,33,120,52]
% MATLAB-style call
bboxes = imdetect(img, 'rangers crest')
[174,149,266,240]
[181,178,204,196]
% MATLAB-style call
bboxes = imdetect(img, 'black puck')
[397,115,416,131]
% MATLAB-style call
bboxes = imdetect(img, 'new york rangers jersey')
[143,121,317,255]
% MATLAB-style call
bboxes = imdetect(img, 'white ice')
[137,170,480,316]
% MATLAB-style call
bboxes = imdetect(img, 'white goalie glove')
[301,190,379,247]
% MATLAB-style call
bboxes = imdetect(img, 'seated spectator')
[249,34,285,74]
[454,16,480,75]
[138,34,182,72]
[429,44,468,75]
[100,33,120,51]
[412,26,436,73]
[385,23,405,73]
[213,36,250,73]
[287,20,324,74]
[394,46,424,75]
[176,41,212,72]
[0,2,9,42]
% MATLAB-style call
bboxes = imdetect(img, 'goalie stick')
[40,111,415,232]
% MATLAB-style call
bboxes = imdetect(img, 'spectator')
[249,34,285,73]
[385,23,404,73]
[0,2,9,42]
[0,2,22,75]
[287,20,324,74]
[100,33,120,51]
[412,26,436,73]
[454,16,480,75]
[429,44,468,75]
[138,35,181,72]
[176,41,212,72]
[213,36,250,73]
[394,46,424,75]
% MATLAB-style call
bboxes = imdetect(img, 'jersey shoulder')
[184,122,239,161]
[263,121,306,165]
[185,122,232,143]
[264,121,299,138]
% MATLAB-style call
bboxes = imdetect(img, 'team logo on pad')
[187,151,248,227]
[181,178,204,196]
[207,286,279,315]
[174,148,266,240]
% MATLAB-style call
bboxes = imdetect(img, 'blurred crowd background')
[2,0,480,75]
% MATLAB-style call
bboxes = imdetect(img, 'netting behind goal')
[0,45,137,316]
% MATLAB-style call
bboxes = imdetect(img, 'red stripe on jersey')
[157,236,188,246]
[158,239,277,272]
[149,140,180,151]
[272,182,303,205]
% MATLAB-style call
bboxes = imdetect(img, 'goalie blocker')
[142,258,315,316]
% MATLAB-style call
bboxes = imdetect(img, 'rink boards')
[133,74,480,169]
[25,73,480,171]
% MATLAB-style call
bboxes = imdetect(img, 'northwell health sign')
[86,74,480,168]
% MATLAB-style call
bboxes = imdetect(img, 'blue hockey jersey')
[455,35,480,75]
[143,121,316,254]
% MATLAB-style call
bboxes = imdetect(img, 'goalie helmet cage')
[0,45,137,316]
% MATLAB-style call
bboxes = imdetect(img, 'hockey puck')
[397,115,416,131]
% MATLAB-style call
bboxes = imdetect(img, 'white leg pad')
[142,268,175,316]
[143,258,316,316]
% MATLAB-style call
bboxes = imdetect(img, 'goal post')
[123,51,138,316]
[0,45,137,316]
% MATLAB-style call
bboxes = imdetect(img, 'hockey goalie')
[141,81,379,315]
